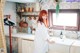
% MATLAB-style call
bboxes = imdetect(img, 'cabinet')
[48,43,70,53]
[22,39,34,53]
[6,36,18,53]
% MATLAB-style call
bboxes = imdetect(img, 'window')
[53,13,77,26]
[48,9,80,31]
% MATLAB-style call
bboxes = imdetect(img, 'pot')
[19,21,28,28]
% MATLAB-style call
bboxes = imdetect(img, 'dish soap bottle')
[28,27,31,34]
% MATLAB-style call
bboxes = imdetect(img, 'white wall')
[3,1,16,35]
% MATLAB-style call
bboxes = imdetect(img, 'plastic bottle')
[28,27,31,34]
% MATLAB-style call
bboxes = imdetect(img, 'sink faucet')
[60,31,63,39]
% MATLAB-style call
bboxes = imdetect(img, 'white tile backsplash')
[41,0,80,10]
[48,29,80,40]
[60,2,71,9]
[70,2,79,9]
[53,30,61,37]
[65,31,78,39]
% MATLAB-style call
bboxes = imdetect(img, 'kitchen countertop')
[5,33,35,40]
[5,33,80,46]
[49,37,74,46]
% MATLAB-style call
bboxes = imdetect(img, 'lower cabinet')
[6,36,18,53]
[22,39,34,53]
[48,43,70,53]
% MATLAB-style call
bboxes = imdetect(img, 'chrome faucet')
[60,31,63,39]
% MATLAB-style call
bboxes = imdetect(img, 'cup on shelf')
[26,7,28,12]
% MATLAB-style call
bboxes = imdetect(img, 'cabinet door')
[12,37,18,53]
[6,36,18,53]
[6,36,10,53]
[22,39,34,53]
[48,43,70,53]
[70,46,80,53]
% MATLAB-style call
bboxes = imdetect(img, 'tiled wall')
[49,29,80,39]
[41,0,80,40]
[41,1,80,10]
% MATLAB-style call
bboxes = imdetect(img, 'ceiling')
[6,0,79,3]
[6,0,62,3]
[6,0,36,3]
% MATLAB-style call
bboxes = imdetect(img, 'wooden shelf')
[22,15,38,17]
[17,11,39,19]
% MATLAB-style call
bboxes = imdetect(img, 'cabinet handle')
[22,39,34,41]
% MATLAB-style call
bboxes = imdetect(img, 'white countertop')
[72,40,80,47]
[50,37,74,46]
[5,33,80,47]
[5,33,35,40]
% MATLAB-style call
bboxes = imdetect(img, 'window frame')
[48,9,80,31]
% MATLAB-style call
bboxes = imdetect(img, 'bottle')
[32,28,35,35]
[28,27,31,34]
